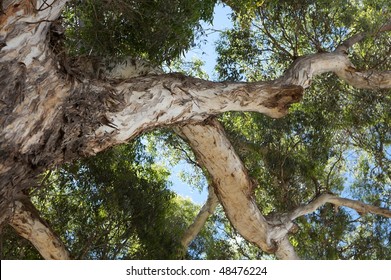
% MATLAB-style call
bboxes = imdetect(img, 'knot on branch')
[265,212,299,247]
[263,85,304,116]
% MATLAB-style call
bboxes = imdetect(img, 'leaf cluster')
[63,0,217,63]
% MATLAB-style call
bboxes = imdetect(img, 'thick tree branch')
[335,69,391,89]
[277,52,391,89]
[177,119,299,259]
[177,119,272,252]
[9,194,70,260]
[87,75,302,154]
[289,193,391,221]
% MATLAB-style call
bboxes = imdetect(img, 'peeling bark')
[0,0,301,225]
[9,195,70,260]
[177,119,299,258]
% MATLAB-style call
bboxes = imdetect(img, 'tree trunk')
[177,119,299,258]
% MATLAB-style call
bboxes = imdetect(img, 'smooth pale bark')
[9,195,70,260]
[178,119,271,251]
[179,185,219,251]
[289,193,391,220]
[274,236,300,260]
[177,119,298,257]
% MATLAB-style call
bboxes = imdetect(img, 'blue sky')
[184,4,233,80]
[166,4,233,204]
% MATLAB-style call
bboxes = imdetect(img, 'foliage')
[62,0,217,63]
[2,140,187,259]
[1,136,248,260]
[0,226,43,259]
[216,0,390,81]
[215,0,391,259]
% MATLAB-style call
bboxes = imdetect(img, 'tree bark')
[177,119,299,258]
[179,185,219,252]
[9,195,70,260]
[289,193,391,220]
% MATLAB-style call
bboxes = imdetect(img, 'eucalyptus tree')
[0,0,390,259]
[215,0,391,259]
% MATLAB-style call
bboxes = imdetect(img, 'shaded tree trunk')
[177,119,300,259]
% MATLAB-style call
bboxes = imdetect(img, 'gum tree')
[0,0,390,259]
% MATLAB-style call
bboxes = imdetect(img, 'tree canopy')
[62,0,217,63]
[215,0,391,259]
[0,0,390,260]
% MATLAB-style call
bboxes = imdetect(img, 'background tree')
[2,137,231,259]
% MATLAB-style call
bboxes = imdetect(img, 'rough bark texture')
[1,0,391,260]
[0,0,302,227]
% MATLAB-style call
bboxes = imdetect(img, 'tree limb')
[289,193,391,221]
[177,118,300,259]
[9,194,70,260]
[179,185,219,251]
[277,52,391,89]
[335,33,367,53]
[177,119,272,252]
